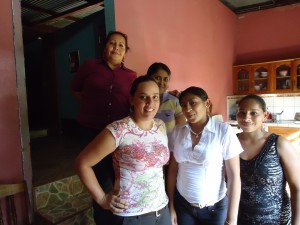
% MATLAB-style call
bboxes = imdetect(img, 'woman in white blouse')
[167,86,243,225]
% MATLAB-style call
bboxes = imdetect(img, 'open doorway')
[24,36,82,186]
[22,4,106,187]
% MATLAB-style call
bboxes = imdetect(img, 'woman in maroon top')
[71,31,137,225]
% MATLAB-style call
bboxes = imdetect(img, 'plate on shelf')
[260,72,268,78]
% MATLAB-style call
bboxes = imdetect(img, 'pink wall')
[0,0,23,181]
[0,0,25,223]
[235,4,300,65]
[114,0,237,119]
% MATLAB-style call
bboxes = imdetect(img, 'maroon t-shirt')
[71,59,137,130]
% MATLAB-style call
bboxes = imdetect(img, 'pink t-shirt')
[107,117,169,216]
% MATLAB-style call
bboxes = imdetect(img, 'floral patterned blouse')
[107,116,169,216]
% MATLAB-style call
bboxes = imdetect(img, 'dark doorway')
[23,11,106,186]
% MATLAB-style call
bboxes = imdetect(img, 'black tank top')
[238,133,291,225]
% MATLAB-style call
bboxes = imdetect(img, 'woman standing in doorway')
[71,31,137,225]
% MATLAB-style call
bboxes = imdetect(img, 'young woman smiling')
[71,31,137,225]
[75,76,172,225]
[167,86,242,225]
[236,94,300,225]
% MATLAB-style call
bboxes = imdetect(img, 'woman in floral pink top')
[75,76,171,225]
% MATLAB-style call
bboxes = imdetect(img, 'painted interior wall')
[114,0,238,119]
[0,0,28,224]
[0,0,23,184]
[56,12,105,120]
[235,4,300,65]
[1,1,299,222]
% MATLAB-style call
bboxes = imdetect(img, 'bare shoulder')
[276,135,299,158]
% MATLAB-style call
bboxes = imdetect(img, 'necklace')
[189,127,203,138]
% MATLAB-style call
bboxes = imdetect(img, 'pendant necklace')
[189,126,203,138]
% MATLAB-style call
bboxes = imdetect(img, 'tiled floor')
[30,135,82,187]
[33,175,94,225]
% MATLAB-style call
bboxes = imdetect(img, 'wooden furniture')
[233,58,300,95]
[268,126,300,153]
[0,181,30,225]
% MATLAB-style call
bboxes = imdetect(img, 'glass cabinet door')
[253,65,270,93]
[274,62,292,92]
[296,61,300,91]
[236,68,250,92]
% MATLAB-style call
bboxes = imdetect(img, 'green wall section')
[104,0,116,34]
[55,12,105,119]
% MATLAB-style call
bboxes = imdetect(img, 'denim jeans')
[174,189,228,225]
[112,206,172,225]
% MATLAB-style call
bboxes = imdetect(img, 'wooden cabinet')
[233,63,272,94]
[233,58,300,95]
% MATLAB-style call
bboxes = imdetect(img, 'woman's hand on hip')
[100,190,129,213]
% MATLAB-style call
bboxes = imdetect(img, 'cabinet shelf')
[255,78,268,80]
[276,76,290,79]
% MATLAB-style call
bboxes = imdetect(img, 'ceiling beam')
[27,1,104,27]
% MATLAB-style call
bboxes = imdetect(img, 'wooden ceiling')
[21,0,300,39]
[21,0,104,36]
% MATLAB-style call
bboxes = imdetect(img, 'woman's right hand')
[99,190,130,213]
[168,89,181,98]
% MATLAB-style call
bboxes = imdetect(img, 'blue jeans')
[112,206,172,225]
[174,189,228,225]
